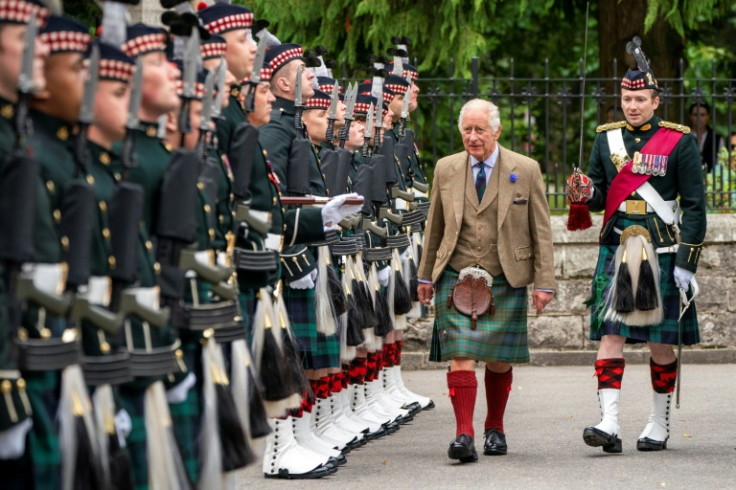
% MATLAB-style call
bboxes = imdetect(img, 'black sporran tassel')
[327,264,348,315]
[635,247,659,311]
[373,288,394,337]
[260,324,292,401]
[614,249,635,313]
[409,258,419,302]
[215,381,255,471]
[246,366,271,438]
[281,325,311,399]
[108,433,134,490]
[73,415,105,490]
[394,268,413,315]
[354,279,378,329]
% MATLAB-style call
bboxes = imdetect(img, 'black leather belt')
[82,352,133,386]
[386,234,411,249]
[364,247,392,261]
[233,247,278,271]
[170,300,241,332]
[128,342,181,378]
[16,338,81,371]
[213,325,246,343]
[311,229,340,247]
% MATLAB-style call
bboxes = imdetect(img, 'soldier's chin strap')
[675,277,699,409]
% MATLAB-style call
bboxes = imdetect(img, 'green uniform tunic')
[587,117,706,344]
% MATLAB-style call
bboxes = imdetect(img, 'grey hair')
[457,98,501,134]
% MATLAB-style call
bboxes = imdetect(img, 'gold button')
[218,215,224,223]
[204,204,211,213]
[262,149,268,157]
[60,236,69,251]
[46,180,55,193]
[146,125,157,137]
[98,201,107,213]
[0,380,10,393]
[197,182,205,190]
[108,256,116,268]
[100,341,111,354]
[86,175,95,185]
[631,192,636,197]
[100,152,110,165]
[209,228,215,240]
[17,327,28,341]
[40,327,51,339]
[175,349,184,359]
[154,262,161,273]
[56,126,69,141]
[1,104,14,118]
[16,378,25,390]
[102,228,111,239]
[114,172,121,181]
[53,209,62,223]
[145,240,153,251]
[163,142,172,152]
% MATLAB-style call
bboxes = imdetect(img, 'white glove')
[289,274,315,290]
[115,409,132,447]
[321,193,363,231]
[165,372,196,404]
[673,266,694,290]
[0,418,32,459]
[310,268,318,281]
[377,266,390,287]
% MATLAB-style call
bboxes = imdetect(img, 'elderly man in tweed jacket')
[417,98,555,463]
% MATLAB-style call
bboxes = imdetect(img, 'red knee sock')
[484,367,512,433]
[447,370,477,438]
[650,358,677,393]
[595,358,625,390]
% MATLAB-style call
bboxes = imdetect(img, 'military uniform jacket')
[258,97,326,282]
[0,97,32,430]
[587,117,706,272]
[216,90,246,157]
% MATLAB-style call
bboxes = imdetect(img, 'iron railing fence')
[341,57,736,212]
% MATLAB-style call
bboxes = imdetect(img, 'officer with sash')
[0,2,49,487]
[568,40,706,454]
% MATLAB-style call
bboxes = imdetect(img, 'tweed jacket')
[417,145,556,290]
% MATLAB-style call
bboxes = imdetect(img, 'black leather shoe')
[483,429,508,455]
[447,434,478,463]
[583,426,622,453]
[637,436,668,451]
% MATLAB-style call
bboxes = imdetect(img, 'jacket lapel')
[451,152,468,231]
[496,146,517,228]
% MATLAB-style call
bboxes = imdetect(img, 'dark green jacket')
[216,91,245,156]
[588,116,706,272]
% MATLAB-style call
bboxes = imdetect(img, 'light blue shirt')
[469,145,500,185]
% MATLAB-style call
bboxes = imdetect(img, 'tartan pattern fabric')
[203,11,253,34]
[382,91,395,103]
[242,66,273,84]
[116,387,148,490]
[305,92,331,110]
[474,162,486,201]
[99,58,135,83]
[347,358,366,384]
[431,268,530,363]
[122,32,166,58]
[650,358,677,393]
[589,219,699,345]
[282,286,317,370]
[168,388,200,484]
[25,371,61,490]
[175,80,206,100]
[239,289,256,343]
[312,330,340,369]
[594,358,625,390]
[200,40,227,60]
[265,45,302,73]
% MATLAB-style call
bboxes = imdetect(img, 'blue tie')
[475,162,486,202]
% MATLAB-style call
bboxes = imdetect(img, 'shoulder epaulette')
[596,121,626,133]
[658,120,691,134]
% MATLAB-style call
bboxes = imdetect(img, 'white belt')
[22,263,65,295]
[413,189,428,199]
[395,198,408,211]
[87,276,112,307]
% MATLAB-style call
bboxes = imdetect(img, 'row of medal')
[632,151,668,176]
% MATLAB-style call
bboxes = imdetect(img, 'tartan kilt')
[430,268,530,364]
[283,286,316,370]
[116,386,148,490]
[312,331,340,370]
[25,370,61,490]
[238,289,256,343]
[590,234,699,346]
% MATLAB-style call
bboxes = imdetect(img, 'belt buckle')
[625,200,646,215]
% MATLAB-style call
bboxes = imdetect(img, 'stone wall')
[402,214,736,368]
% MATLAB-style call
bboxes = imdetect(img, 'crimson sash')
[601,128,684,230]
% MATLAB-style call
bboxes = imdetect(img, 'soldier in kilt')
[417,98,555,463]
[570,46,706,454]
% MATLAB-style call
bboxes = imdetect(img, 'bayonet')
[399,72,412,137]
[74,42,100,170]
[338,83,356,148]
[244,37,267,113]
[361,102,374,158]
[373,93,383,149]
[325,81,339,142]
[211,58,227,121]
[294,64,305,138]
[121,57,143,173]
[197,69,215,159]
[178,27,201,140]
[14,14,37,146]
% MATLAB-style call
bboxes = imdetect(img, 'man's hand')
[418,282,434,306]
[321,192,363,230]
[565,172,593,203]
[532,290,554,315]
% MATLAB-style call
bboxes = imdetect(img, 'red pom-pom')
[197,1,208,11]
[567,202,593,231]
[95,25,103,37]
